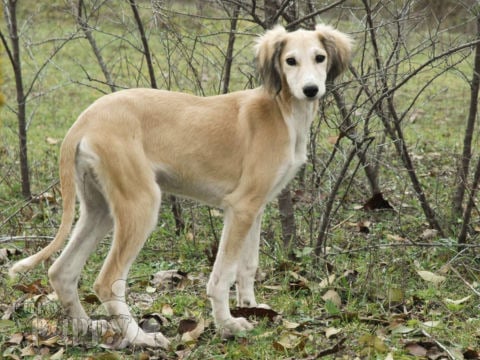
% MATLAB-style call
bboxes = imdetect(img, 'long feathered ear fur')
[255,25,287,95]
[315,24,353,82]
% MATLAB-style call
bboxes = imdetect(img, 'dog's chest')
[268,122,309,201]
[272,153,305,199]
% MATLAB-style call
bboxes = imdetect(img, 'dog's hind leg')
[91,142,169,349]
[48,158,113,339]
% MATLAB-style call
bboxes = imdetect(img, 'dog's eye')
[315,54,326,63]
[286,57,297,66]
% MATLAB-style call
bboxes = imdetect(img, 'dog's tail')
[9,129,80,278]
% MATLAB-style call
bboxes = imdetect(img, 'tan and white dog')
[10,24,351,348]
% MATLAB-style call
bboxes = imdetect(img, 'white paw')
[96,321,170,349]
[218,317,254,338]
[131,331,170,349]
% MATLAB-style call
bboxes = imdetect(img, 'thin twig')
[0,236,55,244]
[321,242,480,257]
[449,266,480,297]
[420,329,456,360]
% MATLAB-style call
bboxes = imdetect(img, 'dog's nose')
[303,85,319,98]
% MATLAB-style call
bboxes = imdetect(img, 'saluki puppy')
[10,24,352,348]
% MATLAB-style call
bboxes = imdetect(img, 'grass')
[1,1,480,359]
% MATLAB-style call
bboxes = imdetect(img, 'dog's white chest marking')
[268,101,316,201]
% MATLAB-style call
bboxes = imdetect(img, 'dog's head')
[255,24,352,100]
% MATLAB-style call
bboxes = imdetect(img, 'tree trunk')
[222,4,240,94]
[457,12,480,244]
[129,0,157,89]
[453,13,480,219]
[458,153,480,244]
[2,0,31,199]
[264,0,277,28]
[278,187,297,251]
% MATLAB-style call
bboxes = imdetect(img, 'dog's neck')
[276,92,318,158]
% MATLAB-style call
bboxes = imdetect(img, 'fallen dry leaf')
[363,192,394,211]
[356,220,371,234]
[13,279,49,295]
[421,320,441,328]
[161,303,174,316]
[319,274,336,288]
[32,192,57,204]
[130,292,154,311]
[444,295,471,305]
[405,341,435,357]
[316,337,346,357]
[0,248,22,263]
[39,335,61,347]
[386,234,407,242]
[20,345,36,357]
[437,263,451,275]
[417,270,446,285]
[151,269,189,290]
[385,352,394,360]
[289,271,311,294]
[230,307,279,322]
[82,293,100,304]
[322,289,342,308]
[175,347,193,360]
[181,318,206,343]
[23,293,58,315]
[289,271,309,282]
[390,324,415,335]
[282,319,300,330]
[49,348,65,360]
[289,279,311,293]
[145,285,156,294]
[139,312,168,333]
[325,327,342,339]
[6,332,24,345]
[178,318,198,335]
[31,317,58,337]
[463,348,480,359]
[99,329,127,350]
[272,331,307,351]
[341,270,358,285]
[421,228,438,240]
[45,137,60,145]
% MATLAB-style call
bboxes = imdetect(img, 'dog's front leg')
[235,213,262,308]
[207,206,258,337]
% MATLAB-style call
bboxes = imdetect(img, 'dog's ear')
[255,25,287,96]
[315,24,353,82]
